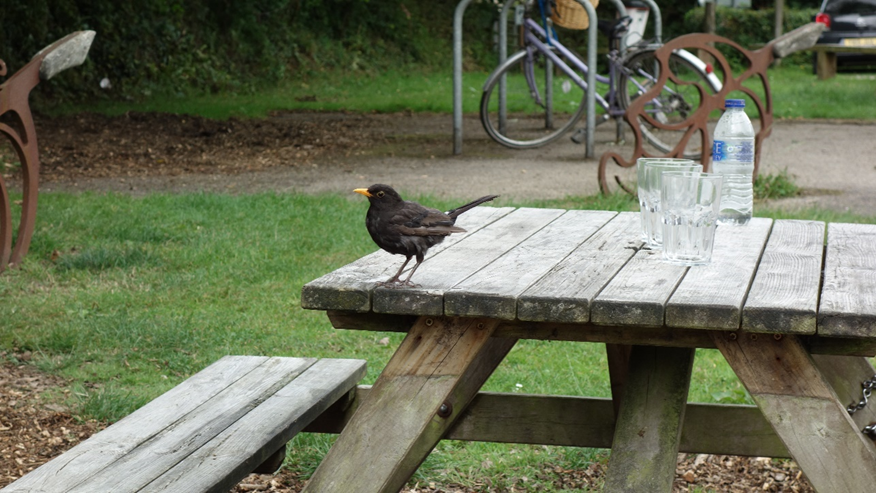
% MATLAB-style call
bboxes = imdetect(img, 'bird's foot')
[376,279,420,289]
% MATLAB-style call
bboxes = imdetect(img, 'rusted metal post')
[0,31,94,273]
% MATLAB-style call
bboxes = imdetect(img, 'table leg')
[302,316,517,493]
[605,343,632,418]
[604,345,696,492]
[713,332,876,492]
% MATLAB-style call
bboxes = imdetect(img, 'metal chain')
[847,373,876,438]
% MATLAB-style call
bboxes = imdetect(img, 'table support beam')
[302,316,517,493]
[713,332,876,492]
[604,345,696,492]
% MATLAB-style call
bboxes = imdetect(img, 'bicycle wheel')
[618,48,716,159]
[480,48,588,149]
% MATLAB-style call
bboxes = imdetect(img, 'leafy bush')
[0,0,479,105]
[681,6,820,67]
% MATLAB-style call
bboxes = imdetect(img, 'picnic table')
[301,206,876,492]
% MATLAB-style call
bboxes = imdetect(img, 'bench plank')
[3,356,366,493]
[665,218,772,330]
[65,357,317,493]
[300,206,515,313]
[819,222,876,337]
[141,358,366,493]
[517,212,643,323]
[444,210,617,319]
[742,220,824,334]
[2,356,284,493]
[371,207,566,316]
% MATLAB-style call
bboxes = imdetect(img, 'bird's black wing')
[395,203,466,236]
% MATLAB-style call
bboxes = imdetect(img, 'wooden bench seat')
[811,44,876,79]
[1,356,366,493]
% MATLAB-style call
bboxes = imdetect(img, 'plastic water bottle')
[711,99,754,225]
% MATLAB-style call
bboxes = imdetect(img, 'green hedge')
[0,0,489,105]
[682,6,820,65]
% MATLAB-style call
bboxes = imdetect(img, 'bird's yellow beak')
[353,188,372,198]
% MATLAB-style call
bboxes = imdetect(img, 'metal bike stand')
[452,0,474,155]
[492,0,624,158]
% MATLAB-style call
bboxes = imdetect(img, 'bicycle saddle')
[597,16,632,40]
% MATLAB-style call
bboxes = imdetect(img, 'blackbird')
[354,184,498,287]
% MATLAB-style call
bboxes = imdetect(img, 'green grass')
[3,190,876,489]
[48,63,876,121]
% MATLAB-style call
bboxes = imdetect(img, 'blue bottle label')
[713,140,754,162]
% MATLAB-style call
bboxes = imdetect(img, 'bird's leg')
[400,259,423,287]
[379,256,412,287]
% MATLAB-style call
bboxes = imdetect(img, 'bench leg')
[603,345,696,492]
[713,332,876,492]
[816,50,837,80]
[302,316,517,493]
[252,443,286,474]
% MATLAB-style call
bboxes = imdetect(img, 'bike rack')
[460,0,663,157]
[0,31,95,273]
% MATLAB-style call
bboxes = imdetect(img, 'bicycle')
[479,1,722,156]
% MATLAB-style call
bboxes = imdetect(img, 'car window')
[824,0,876,15]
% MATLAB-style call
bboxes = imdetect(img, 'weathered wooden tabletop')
[303,207,876,338]
[300,207,876,493]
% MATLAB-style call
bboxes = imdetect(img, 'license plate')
[843,37,876,47]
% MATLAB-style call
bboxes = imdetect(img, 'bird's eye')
[376,191,385,198]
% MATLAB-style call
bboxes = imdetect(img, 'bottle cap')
[725,99,745,108]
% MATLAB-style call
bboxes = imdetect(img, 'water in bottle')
[711,99,754,225]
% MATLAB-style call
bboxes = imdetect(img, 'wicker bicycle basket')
[551,0,599,30]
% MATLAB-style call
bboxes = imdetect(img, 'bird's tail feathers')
[446,195,499,218]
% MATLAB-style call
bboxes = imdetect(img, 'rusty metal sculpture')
[598,23,824,195]
[0,31,95,273]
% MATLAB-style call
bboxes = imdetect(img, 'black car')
[815,0,876,68]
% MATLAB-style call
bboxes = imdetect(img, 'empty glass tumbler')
[660,171,723,266]
[637,158,701,248]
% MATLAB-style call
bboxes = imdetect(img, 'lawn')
[2,188,874,489]
[5,59,876,490]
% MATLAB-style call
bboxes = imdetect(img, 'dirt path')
[16,111,876,217]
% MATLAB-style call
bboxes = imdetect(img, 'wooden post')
[699,1,716,65]
[774,0,784,66]
[302,316,517,493]
[713,332,876,492]
[604,345,696,492]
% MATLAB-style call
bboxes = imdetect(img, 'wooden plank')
[63,357,317,493]
[816,50,837,79]
[819,222,876,337]
[1,356,287,493]
[517,212,644,323]
[300,206,515,313]
[302,316,517,493]
[371,208,566,316]
[604,346,695,492]
[713,332,876,492]
[665,217,772,330]
[309,388,790,458]
[444,210,617,319]
[590,248,687,327]
[742,220,824,334]
[141,358,367,493]
[325,311,876,356]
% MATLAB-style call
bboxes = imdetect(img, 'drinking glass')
[639,159,701,248]
[660,171,723,266]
